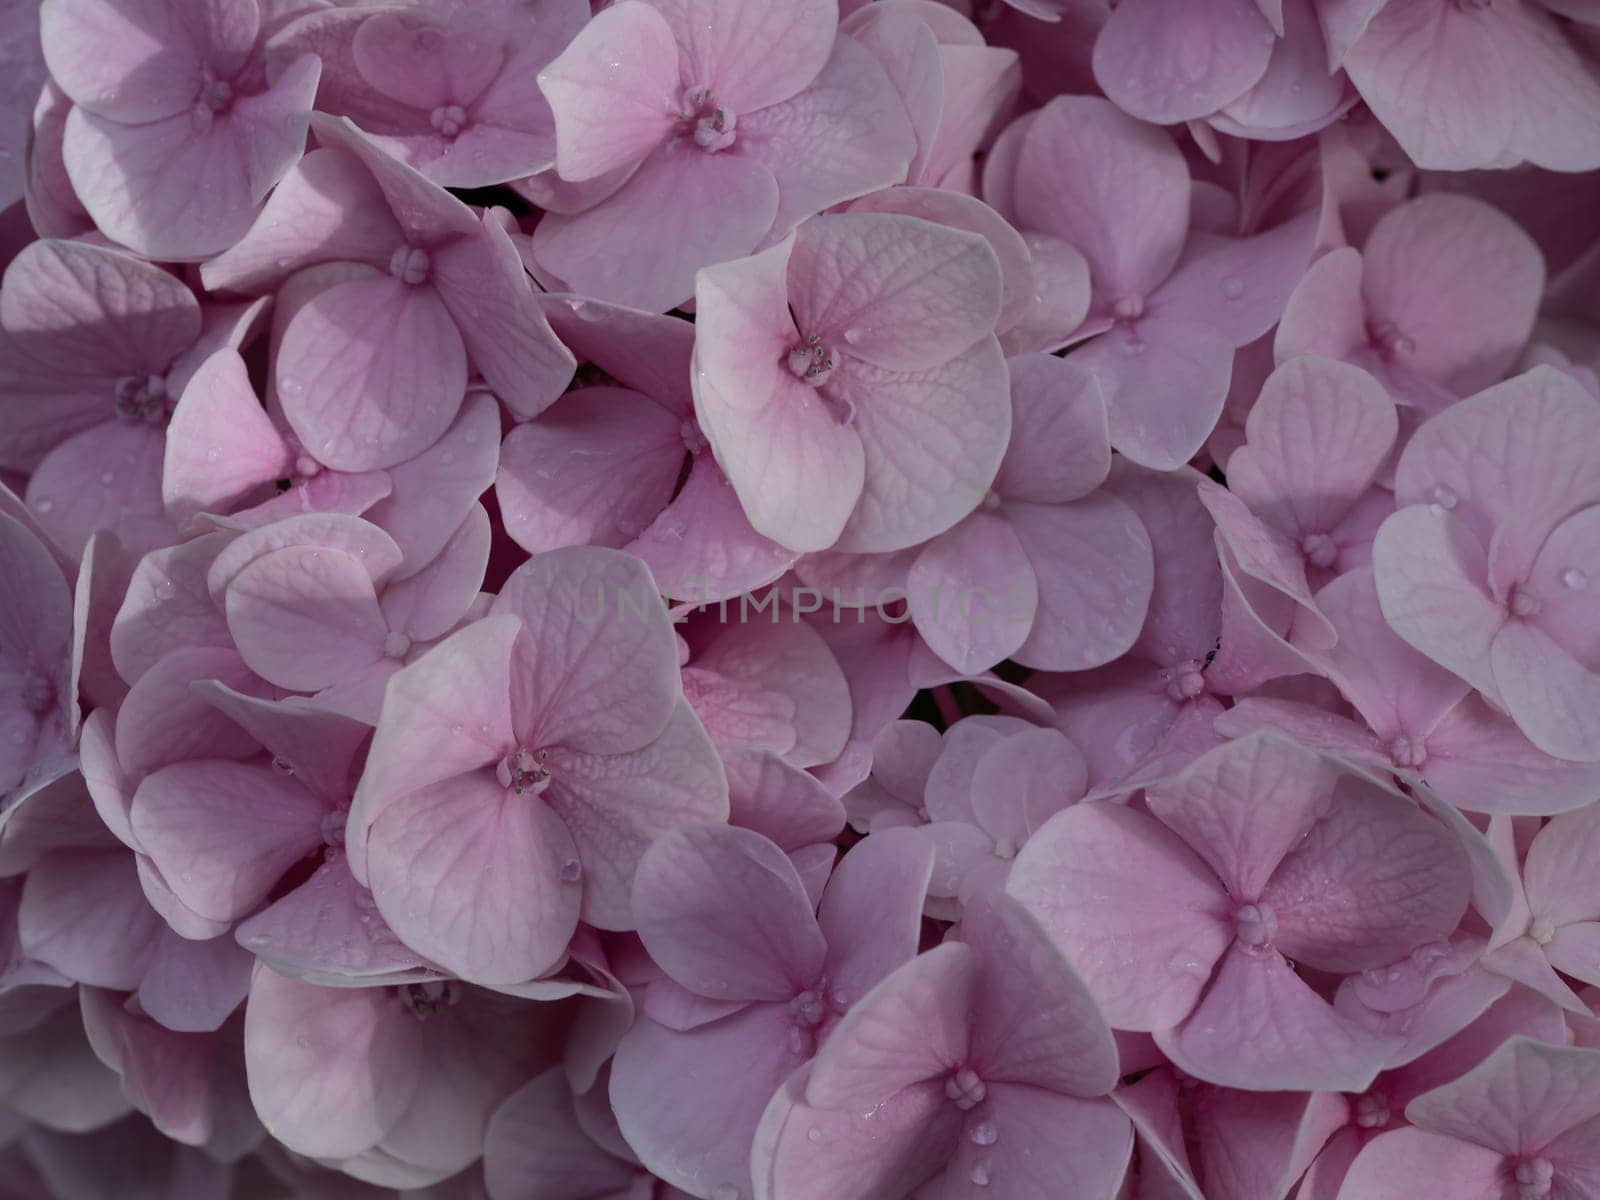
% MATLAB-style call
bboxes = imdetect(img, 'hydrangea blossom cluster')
[2,0,1600,1196]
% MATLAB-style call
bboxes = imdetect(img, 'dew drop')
[33,497,53,513]
[270,755,295,776]
[1562,568,1587,591]
[1115,338,1145,358]
[99,471,115,486]
[1220,276,1244,300]
[969,1121,998,1146]
[807,1127,823,1144]
[560,858,582,883]
[970,1161,992,1187]
[1430,485,1457,510]
[712,1186,740,1200]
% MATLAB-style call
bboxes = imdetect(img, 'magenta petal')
[276,273,467,471]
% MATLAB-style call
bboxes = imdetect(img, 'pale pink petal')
[632,823,825,1002]
[1092,0,1275,124]
[1406,1036,1600,1156]
[542,701,729,930]
[531,140,779,312]
[1159,945,1393,1091]
[790,212,1004,372]
[648,0,837,113]
[367,771,581,985]
[1490,620,1600,763]
[996,355,1110,503]
[1336,1127,1505,1200]
[275,273,466,471]
[243,966,421,1159]
[224,545,388,692]
[1009,492,1154,671]
[830,341,1012,554]
[1262,776,1472,973]
[805,941,972,1109]
[162,350,291,528]
[1006,802,1232,1031]
[25,422,173,560]
[1146,733,1340,901]
[496,387,683,556]
[1426,695,1600,816]
[738,36,916,238]
[930,1085,1133,1200]
[130,760,327,925]
[908,514,1036,675]
[817,827,934,1005]
[1152,215,1318,350]
[536,1,679,182]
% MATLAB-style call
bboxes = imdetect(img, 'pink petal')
[1227,356,1397,546]
[789,212,1004,372]
[1146,733,1339,901]
[351,9,503,113]
[1262,775,1471,972]
[199,147,403,295]
[497,387,684,556]
[1152,214,1318,350]
[1426,695,1600,816]
[830,340,1012,554]
[816,827,934,1005]
[931,1084,1133,1200]
[1372,506,1504,700]
[531,139,779,312]
[1336,1127,1504,1200]
[632,824,825,1002]
[996,355,1110,503]
[1006,802,1232,1031]
[162,350,290,528]
[909,514,1036,675]
[649,0,837,113]
[242,965,421,1158]
[275,273,467,471]
[62,55,319,262]
[348,615,519,881]
[428,215,574,423]
[224,545,388,692]
[131,760,327,925]
[542,700,729,930]
[1159,945,1393,1091]
[805,941,972,1109]
[19,850,159,990]
[493,547,682,755]
[25,421,173,560]
[536,0,680,181]
[1010,491,1155,671]
[1490,619,1600,763]
[1091,0,1275,124]
[1361,195,1545,395]
[1407,1036,1600,1156]
[367,770,581,985]
[964,894,1119,1096]
[737,34,917,239]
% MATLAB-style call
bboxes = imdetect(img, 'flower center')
[1353,1091,1390,1129]
[787,334,838,388]
[1367,318,1415,363]
[19,669,54,715]
[945,1067,987,1111]
[1300,532,1339,569]
[1515,1158,1554,1199]
[1165,659,1207,703]
[383,631,413,660]
[320,805,349,852]
[497,746,551,795]
[1529,917,1556,946]
[1112,293,1145,322]
[681,420,708,455]
[1509,583,1542,619]
[1235,903,1277,949]
[193,71,234,120]
[114,373,170,423]
[388,246,432,286]
[1386,734,1428,769]
[397,980,459,1020]
[430,104,468,137]
[680,86,736,151]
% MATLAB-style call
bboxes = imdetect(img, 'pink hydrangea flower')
[532,0,916,310]
[40,0,322,260]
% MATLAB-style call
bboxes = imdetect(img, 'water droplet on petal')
[1220,276,1244,300]
[712,1186,740,1200]
[807,1127,823,1144]
[1430,485,1457,510]
[560,859,582,883]
[1562,568,1587,591]
[970,1121,998,1146]
[970,1161,992,1187]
